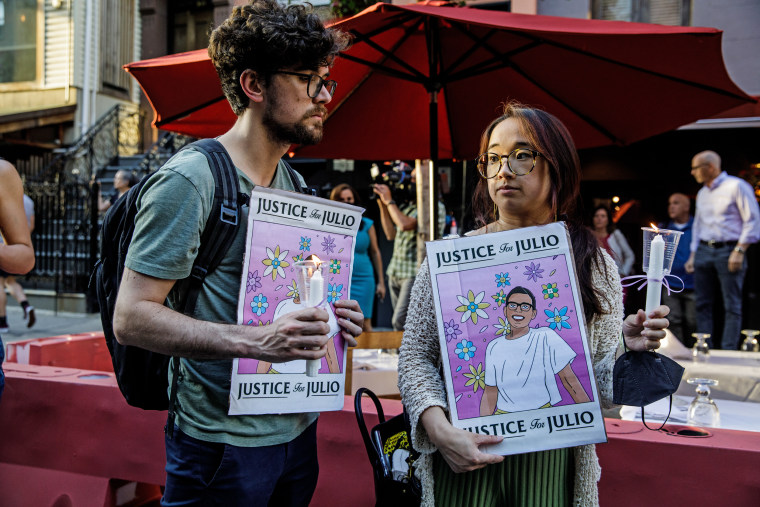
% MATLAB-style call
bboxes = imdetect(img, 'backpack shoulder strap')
[180,138,241,315]
[281,158,312,195]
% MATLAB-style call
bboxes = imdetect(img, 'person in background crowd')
[0,158,35,400]
[660,193,695,345]
[98,169,139,212]
[111,2,361,505]
[330,184,386,331]
[590,205,635,277]
[398,103,669,507]
[374,169,445,331]
[685,150,760,350]
[0,191,36,330]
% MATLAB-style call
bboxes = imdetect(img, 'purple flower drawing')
[321,235,336,255]
[523,261,544,282]
[246,270,262,293]
[443,319,463,342]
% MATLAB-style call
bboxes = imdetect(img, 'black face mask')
[613,349,685,430]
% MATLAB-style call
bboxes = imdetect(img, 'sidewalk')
[1,306,103,345]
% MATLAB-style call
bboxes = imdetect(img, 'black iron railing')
[20,104,143,297]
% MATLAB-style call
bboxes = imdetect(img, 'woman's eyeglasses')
[476,148,542,178]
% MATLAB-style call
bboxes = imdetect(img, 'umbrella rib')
[440,24,505,78]
[349,20,428,83]
[462,25,749,103]
[337,52,426,84]
[328,28,422,120]
[155,94,227,127]
[530,34,752,101]
[509,61,620,143]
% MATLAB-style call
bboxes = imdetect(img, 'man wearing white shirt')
[685,151,760,349]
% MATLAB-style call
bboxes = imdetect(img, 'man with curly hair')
[113,2,361,505]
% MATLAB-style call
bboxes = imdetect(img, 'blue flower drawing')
[494,272,511,287]
[327,283,343,303]
[321,235,336,255]
[251,294,269,316]
[443,319,463,342]
[545,306,571,330]
[454,339,476,361]
[523,261,544,282]
[299,236,311,251]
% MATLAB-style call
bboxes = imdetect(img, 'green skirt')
[433,447,573,507]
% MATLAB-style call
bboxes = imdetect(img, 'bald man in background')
[685,151,760,349]
[661,193,695,345]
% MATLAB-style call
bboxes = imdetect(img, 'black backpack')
[93,138,307,411]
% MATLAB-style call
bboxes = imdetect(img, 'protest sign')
[426,222,607,455]
[229,186,362,414]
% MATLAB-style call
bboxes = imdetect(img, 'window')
[170,0,214,54]
[101,0,134,91]
[592,0,691,26]
[0,0,39,83]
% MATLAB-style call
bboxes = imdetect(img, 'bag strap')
[622,333,674,431]
[354,387,386,468]
[166,138,242,438]
[282,158,311,195]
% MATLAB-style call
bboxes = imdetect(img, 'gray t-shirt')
[126,148,317,447]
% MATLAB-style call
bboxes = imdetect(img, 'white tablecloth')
[673,350,760,402]
[619,394,760,432]
[351,349,399,396]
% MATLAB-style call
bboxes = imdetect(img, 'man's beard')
[262,92,326,146]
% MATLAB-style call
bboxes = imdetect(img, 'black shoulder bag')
[354,388,422,507]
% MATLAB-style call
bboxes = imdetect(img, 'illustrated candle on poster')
[641,225,683,315]
[229,186,363,415]
[425,223,607,456]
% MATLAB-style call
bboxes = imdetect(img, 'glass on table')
[691,333,710,362]
[686,378,720,428]
[740,329,760,352]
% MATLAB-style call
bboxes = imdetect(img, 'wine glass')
[686,378,720,428]
[691,333,710,362]
[740,329,760,352]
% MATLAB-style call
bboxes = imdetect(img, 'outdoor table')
[350,348,399,397]
[619,394,760,432]
[674,350,760,402]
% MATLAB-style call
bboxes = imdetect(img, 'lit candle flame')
[650,223,659,233]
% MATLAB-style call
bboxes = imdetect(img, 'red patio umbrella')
[125,2,754,160]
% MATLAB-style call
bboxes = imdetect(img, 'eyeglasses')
[507,302,534,312]
[476,148,542,178]
[273,70,337,99]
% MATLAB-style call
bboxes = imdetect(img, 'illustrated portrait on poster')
[427,223,606,455]
[229,187,363,415]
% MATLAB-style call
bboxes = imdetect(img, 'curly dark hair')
[472,102,610,321]
[208,0,351,115]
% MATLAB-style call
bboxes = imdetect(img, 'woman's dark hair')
[505,286,536,309]
[329,183,362,207]
[472,102,608,321]
[591,205,615,235]
[208,0,351,115]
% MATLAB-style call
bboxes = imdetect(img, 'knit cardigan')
[397,250,624,507]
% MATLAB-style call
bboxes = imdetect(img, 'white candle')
[306,267,324,377]
[645,234,664,315]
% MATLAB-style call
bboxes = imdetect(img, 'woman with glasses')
[397,102,669,506]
